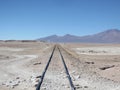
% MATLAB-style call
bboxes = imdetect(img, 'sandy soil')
[0,42,120,90]
[63,44,120,82]
[0,41,52,90]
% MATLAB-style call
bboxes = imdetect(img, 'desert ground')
[0,41,120,90]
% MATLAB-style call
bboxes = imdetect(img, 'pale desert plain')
[0,41,120,90]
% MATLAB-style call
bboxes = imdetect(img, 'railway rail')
[36,45,75,90]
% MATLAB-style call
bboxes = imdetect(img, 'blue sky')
[0,0,120,40]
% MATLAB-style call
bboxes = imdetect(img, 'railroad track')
[36,45,75,90]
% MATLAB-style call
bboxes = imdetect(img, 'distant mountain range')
[37,29,120,43]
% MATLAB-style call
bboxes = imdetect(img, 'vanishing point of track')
[36,45,75,90]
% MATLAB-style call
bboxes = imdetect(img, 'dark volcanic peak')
[38,29,120,43]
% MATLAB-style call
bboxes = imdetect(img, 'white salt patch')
[74,47,120,55]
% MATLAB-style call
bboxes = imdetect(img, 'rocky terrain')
[0,41,120,90]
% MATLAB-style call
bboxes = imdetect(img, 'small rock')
[75,84,82,89]
[99,65,115,70]
[75,86,82,89]
[36,75,41,78]
[84,86,88,88]
[9,81,12,83]
[23,79,26,82]
[36,79,39,82]
[85,62,94,64]
[34,84,38,87]
[11,86,14,89]
[13,84,19,87]
[33,62,41,65]
[2,83,5,85]
[16,77,20,79]
[18,81,20,83]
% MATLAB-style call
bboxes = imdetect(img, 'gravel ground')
[0,42,120,90]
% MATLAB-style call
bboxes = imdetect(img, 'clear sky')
[0,0,120,40]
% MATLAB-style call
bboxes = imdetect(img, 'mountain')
[39,34,80,42]
[37,29,120,43]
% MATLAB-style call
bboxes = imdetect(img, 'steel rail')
[36,46,56,90]
[58,47,76,90]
